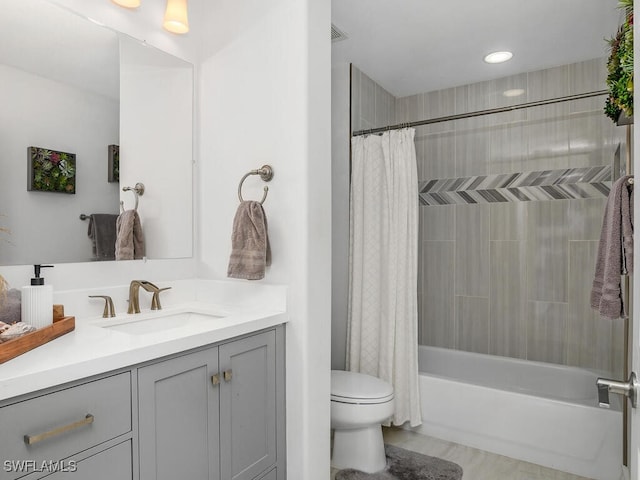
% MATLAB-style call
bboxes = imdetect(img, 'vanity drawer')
[0,372,131,480]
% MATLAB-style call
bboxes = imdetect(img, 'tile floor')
[330,427,596,480]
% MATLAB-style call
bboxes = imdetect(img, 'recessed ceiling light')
[503,88,525,97]
[484,51,513,64]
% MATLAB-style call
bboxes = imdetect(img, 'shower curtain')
[347,128,422,427]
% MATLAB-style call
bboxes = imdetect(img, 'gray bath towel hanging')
[88,213,119,261]
[590,175,634,319]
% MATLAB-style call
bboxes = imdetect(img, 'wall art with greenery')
[605,0,633,123]
[108,144,119,183]
[27,146,76,194]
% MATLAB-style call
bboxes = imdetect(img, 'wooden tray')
[0,316,75,364]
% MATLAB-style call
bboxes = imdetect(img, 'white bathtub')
[412,346,623,480]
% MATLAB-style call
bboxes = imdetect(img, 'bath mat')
[335,444,463,480]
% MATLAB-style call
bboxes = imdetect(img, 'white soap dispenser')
[21,264,54,329]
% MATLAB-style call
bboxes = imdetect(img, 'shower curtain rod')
[352,89,608,137]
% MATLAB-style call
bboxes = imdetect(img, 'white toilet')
[330,370,395,473]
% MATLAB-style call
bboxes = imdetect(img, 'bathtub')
[412,346,623,480]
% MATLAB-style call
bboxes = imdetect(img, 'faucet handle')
[140,281,160,293]
[89,295,116,318]
[151,287,172,311]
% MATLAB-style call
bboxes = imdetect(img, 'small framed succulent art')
[108,144,119,183]
[27,146,76,194]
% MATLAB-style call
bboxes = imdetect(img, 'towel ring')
[238,165,274,204]
[121,182,145,212]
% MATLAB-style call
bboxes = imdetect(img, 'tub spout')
[596,373,638,408]
[596,380,610,408]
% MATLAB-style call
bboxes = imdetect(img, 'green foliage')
[30,147,76,193]
[605,0,634,122]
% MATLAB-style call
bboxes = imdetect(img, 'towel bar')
[237,165,274,204]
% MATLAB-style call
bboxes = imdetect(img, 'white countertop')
[0,301,287,402]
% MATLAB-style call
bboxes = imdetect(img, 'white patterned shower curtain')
[347,128,422,427]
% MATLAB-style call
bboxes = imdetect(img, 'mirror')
[0,0,193,266]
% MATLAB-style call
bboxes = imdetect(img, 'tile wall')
[351,59,627,377]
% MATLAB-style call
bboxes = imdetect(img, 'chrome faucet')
[128,280,172,314]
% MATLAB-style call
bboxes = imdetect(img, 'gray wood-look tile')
[488,119,526,174]
[455,117,490,177]
[526,201,569,303]
[568,198,606,241]
[526,301,568,364]
[494,73,528,110]
[611,315,626,380]
[567,58,606,115]
[420,205,455,241]
[423,88,456,133]
[359,70,377,127]
[525,104,570,172]
[527,65,569,103]
[567,241,614,374]
[396,93,422,124]
[490,202,526,241]
[350,66,361,132]
[375,83,395,129]
[420,241,455,348]
[456,295,490,354]
[455,204,490,297]
[490,241,526,359]
[416,129,456,180]
[568,110,608,168]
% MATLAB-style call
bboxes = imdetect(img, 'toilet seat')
[331,370,394,405]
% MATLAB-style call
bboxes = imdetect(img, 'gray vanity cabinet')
[138,347,221,480]
[0,372,132,480]
[138,328,283,480]
[219,330,276,480]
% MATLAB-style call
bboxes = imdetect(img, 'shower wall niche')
[351,59,626,378]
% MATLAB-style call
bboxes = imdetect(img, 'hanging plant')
[605,0,634,122]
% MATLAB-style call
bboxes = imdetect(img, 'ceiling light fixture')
[163,0,189,34]
[112,0,140,8]
[483,51,513,64]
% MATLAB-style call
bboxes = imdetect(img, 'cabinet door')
[39,440,132,480]
[219,331,276,480]
[138,348,220,480]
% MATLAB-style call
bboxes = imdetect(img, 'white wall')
[198,0,331,478]
[0,64,119,265]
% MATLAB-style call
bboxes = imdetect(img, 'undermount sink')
[98,311,225,335]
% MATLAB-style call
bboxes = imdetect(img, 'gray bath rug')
[335,444,463,480]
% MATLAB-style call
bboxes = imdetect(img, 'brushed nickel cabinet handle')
[211,374,220,386]
[24,414,94,445]
[223,370,233,382]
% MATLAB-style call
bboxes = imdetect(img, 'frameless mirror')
[0,0,193,266]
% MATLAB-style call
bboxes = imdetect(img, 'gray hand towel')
[591,175,634,319]
[87,213,118,261]
[115,209,145,261]
[227,201,271,280]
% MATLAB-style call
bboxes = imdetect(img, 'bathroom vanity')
[0,285,287,480]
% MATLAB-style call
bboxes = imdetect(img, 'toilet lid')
[330,370,394,404]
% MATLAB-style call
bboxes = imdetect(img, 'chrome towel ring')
[237,165,274,204]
